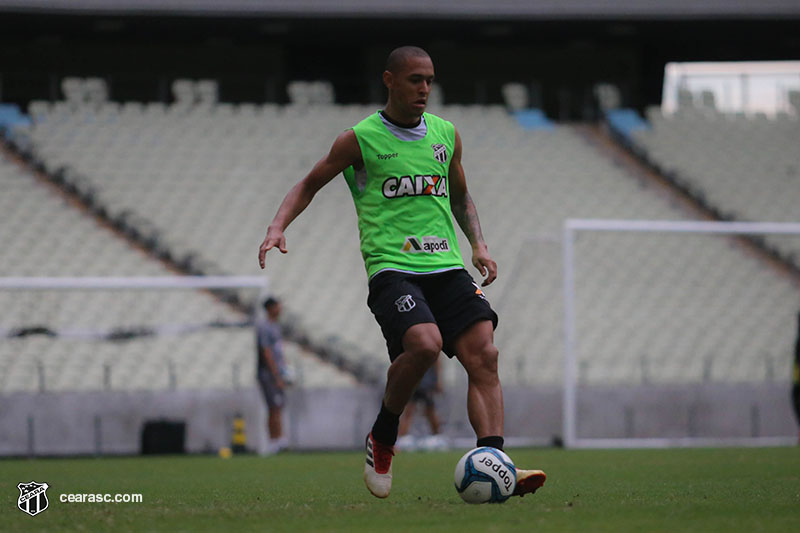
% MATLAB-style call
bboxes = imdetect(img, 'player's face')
[386,56,435,118]
[267,302,282,319]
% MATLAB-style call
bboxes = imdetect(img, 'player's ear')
[382,70,393,89]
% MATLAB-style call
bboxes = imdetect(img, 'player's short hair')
[385,46,431,73]
[262,296,280,310]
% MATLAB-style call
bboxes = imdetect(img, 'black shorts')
[411,386,436,408]
[367,268,498,361]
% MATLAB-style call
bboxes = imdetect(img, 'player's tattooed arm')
[449,128,497,286]
[451,190,484,248]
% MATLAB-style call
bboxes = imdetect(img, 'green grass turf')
[2,447,799,532]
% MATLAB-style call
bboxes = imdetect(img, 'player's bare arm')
[259,130,362,268]
[448,128,497,286]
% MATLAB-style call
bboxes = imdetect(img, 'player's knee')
[407,338,441,368]
[466,342,499,381]
[403,326,443,365]
[481,343,499,374]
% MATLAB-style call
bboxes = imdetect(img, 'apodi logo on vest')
[401,236,451,254]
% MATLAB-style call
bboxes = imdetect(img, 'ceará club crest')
[17,481,49,517]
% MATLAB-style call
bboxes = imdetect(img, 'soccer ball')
[453,447,516,504]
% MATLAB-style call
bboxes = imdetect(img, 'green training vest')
[343,111,465,279]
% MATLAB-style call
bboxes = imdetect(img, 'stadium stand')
[0,149,355,392]
[627,103,800,264]
[4,83,797,392]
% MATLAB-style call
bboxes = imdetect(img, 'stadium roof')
[1,0,799,19]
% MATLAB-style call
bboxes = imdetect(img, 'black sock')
[371,403,401,446]
[477,435,504,451]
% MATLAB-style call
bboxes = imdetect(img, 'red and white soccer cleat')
[513,468,547,497]
[364,432,394,498]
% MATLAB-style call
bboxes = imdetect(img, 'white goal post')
[562,219,800,449]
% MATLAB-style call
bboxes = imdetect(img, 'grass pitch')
[2,446,799,532]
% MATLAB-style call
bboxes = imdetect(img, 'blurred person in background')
[793,310,800,443]
[256,296,289,454]
[396,359,448,451]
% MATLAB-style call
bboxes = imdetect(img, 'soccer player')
[793,310,800,443]
[258,46,546,498]
[255,297,289,454]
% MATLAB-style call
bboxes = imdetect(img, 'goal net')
[0,275,370,456]
[0,276,269,392]
[562,219,800,448]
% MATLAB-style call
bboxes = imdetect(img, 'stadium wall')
[0,383,794,456]
[0,387,380,456]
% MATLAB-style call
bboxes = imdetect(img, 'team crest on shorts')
[395,295,416,313]
[431,143,448,163]
[17,481,49,516]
